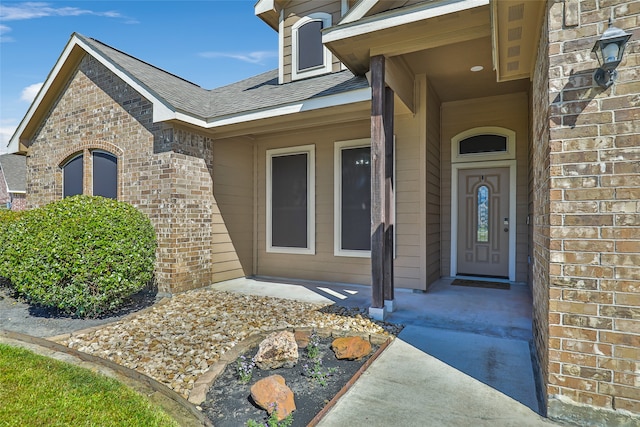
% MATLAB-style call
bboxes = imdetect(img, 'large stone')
[254,331,299,370]
[294,330,311,349]
[332,336,372,360]
[250,375,296,421]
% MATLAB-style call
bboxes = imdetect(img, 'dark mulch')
[0,278,160,338]
[202,336,378,427]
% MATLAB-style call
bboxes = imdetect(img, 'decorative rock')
[254,331,299,370]
[250,375,296,421]
[331,336,372,360]
[294,330,311,349]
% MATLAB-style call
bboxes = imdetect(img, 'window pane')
[342,147,371,251]
[93,151,118,199]
[63,154,83,198]
[271,153,308,248]
[477,185,489,243]
[298,20,323,71]
[460,135,507,154]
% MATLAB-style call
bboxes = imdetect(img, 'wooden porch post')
[370,55,395,320]
[383,86,395,306]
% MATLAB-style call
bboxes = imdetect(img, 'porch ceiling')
[403,36,529,102]
[324,0,542,102]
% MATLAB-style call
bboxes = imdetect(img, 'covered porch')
[322,0,544,318]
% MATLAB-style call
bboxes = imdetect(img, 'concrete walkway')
[211,277,560,426]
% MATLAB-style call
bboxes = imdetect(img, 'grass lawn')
[0,344,178,427]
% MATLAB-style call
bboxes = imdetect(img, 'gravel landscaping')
[6,285,402,401]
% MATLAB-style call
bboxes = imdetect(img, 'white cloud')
[0,2,137,39]
[0,2,126,21]
[199,50,278,65]
[0,24,13,42]
[0,124,18,152]
[20,82,43,103]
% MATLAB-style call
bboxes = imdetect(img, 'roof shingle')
[77,34,369,121]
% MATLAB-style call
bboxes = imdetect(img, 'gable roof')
[0,154,27,193]
[7,33,370,152]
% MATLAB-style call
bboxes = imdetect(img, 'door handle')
[504,218,509,232]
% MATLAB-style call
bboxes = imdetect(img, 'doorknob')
[504,218,509,232]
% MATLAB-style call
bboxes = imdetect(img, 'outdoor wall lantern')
[592,23,632,88]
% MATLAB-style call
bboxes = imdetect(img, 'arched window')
[61,149,118,199]
[93,151,117,199]
[62,154,84,198]
[291,13,332,80]
[451,127,516,163]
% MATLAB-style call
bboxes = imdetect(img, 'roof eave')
[9,33,177,150]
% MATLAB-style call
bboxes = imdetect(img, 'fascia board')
[7,34,176,152]
[254,0,275,15]
[339,0,380,25]
[201,86,372,129]
[324,0,489,43]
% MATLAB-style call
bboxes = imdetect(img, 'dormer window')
[292,13,332,80]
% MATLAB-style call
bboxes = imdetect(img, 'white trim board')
[334,138,372,258]
[323,0,489,44]
[266,144,316,255]
[450,159,517,282]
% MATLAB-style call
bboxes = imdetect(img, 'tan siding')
[441,92,529,282]
[282,0,342,83]
[212,138,254,282]
[426,78,442,286]
[255,113,425,289]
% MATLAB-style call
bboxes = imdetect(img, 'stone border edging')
[0,329,208,427]
[187,326,394,425]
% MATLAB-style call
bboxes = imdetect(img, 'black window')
[63,154,83,198]
[459,135,507,155]
[93,151,117,199]
[271,153,308,248]
[297,20,324,71]
[341,147,371,251]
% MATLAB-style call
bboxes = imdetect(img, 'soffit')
[492,0,545,82]
[403,36,529,102]
[324,1,492,75]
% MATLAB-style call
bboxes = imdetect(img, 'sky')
[0,1,279,152]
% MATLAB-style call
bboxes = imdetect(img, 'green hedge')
[1,196,156,317]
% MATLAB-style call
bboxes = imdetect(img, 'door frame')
[450,159,516,281]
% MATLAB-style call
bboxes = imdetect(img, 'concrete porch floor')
[211,277,559,425]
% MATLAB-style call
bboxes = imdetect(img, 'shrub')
[0,210,25,281]
[3,196,156,317]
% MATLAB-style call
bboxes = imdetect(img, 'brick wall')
[0,168,8,208]
[541,0,640,423]
[26,53,225,293]
[10,193,26,211]
[531,0,552,414]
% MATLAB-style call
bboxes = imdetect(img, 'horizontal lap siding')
[282,1,342,83]
[212,138,254,282]
[256,115,425,288]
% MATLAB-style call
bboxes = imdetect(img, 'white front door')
[457,167,510,278]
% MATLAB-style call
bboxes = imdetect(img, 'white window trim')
[266,145,316,255]
[451,126,516,163]
[334,138,371,258]
[291,13,333,81]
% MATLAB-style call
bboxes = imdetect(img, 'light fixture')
[470,65,484,72]
[591,22,632,88]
